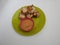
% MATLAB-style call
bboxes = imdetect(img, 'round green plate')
[12,6,46,36]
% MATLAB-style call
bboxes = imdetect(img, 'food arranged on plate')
[12,4,46,36]
[19,5,40,32]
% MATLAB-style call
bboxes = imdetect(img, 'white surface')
[0,0,60,45]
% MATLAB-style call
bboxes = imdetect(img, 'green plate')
[12,6,46,36]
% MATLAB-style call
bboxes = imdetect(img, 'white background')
[0,0,60,45]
